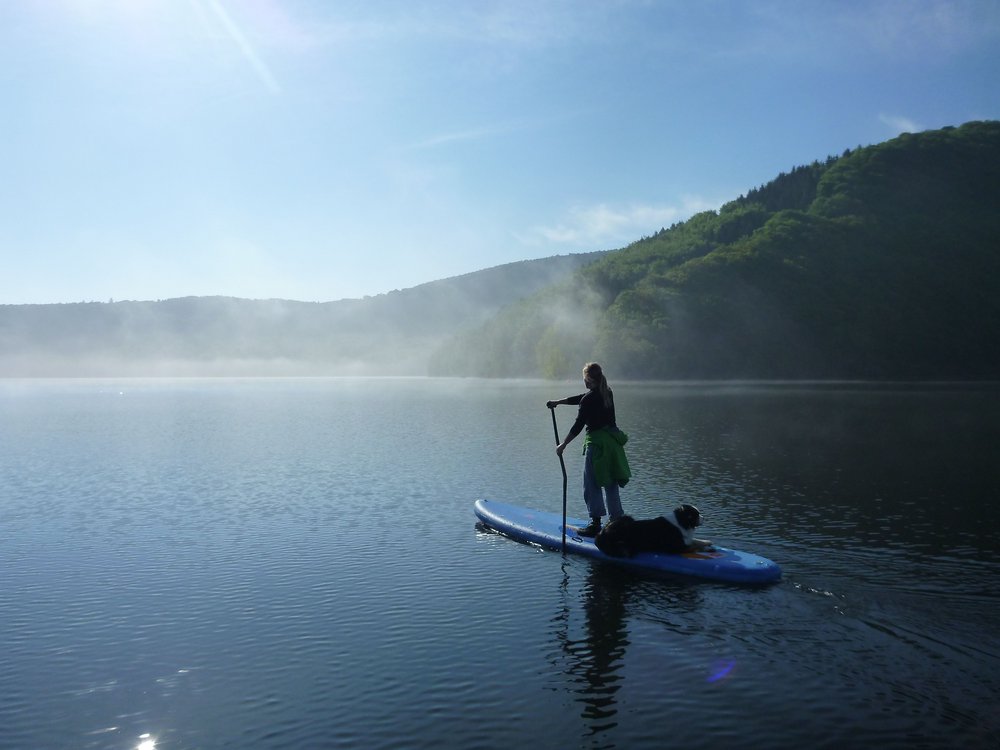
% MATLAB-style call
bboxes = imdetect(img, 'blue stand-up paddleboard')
[475,499,782,584]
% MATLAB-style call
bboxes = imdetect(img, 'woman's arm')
[546,393,585,409]
[555,423,583,456]
[548,393,586,455]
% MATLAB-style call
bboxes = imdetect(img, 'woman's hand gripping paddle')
[549,405,568,553]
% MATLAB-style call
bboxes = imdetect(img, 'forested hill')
[0,252,604,376]
[430,121,1000,380]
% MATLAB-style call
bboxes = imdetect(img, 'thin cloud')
[879,113,923,134]
[406,111,580,150]
[517,198,718,249]
[704,1,1000,66]
[852,0,1000,56]
[409,123,526,150]
[308,2,610,49]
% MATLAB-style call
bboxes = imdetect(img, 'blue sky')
[2,0,998,304]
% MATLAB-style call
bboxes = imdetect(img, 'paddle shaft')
[549,407,568,553]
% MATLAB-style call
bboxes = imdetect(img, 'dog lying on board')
[594,504,713,558]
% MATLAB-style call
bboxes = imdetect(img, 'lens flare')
[202,0,281,93]
[706,659,736,683]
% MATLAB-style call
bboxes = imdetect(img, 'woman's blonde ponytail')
[583,362,611,408]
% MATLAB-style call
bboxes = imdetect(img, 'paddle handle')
[549,407,568,553]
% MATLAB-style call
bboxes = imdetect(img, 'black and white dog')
[594,504,710,558]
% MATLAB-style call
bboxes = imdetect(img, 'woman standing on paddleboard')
[547,363,631,537]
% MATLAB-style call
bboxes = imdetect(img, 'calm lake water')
[1,378,999,750]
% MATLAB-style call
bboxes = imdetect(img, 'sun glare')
[47,0,281,94]
[59,0,165,20]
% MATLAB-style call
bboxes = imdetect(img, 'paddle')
[549,405,568,553]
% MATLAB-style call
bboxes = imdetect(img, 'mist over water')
[0,255,607,378]
[1,378,998,749]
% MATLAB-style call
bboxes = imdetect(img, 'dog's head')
[673,503,702,530]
